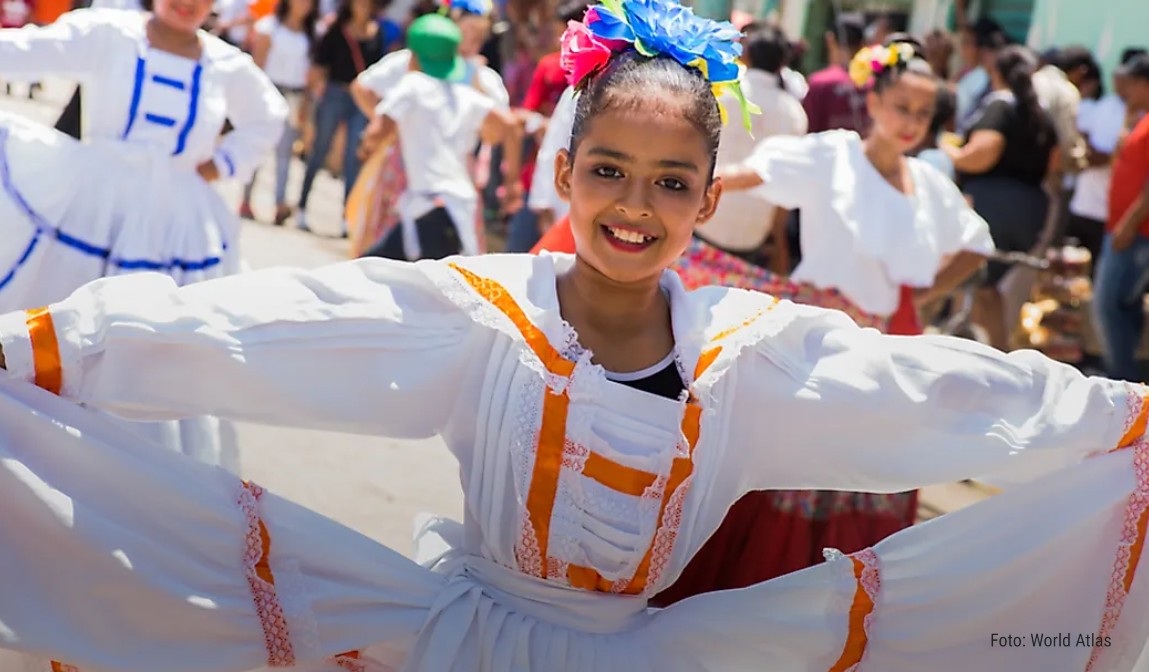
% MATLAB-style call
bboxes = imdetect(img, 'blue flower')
[584,4,635,43]
[621,0,742,82]
[448,0,490,15]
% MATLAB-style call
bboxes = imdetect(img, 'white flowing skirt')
[0,112,239,472]
[1,377,1149,672]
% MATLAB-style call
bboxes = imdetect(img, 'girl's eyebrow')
[586,146,701,173]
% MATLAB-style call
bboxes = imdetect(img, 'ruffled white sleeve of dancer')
[0,8,112,82]
[0,258,472,437]
[211,50,290,183]
[914,157,996,257]
[738,131,835,209]
[726,303,1147,494]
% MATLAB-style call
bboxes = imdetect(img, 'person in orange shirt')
[1093,54,1149,382]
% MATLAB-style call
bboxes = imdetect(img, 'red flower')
[560,21,615,87]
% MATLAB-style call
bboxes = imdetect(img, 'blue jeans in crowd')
[504,204,541,253]
[243,118,298,206]
[1092,232,1149,382]
[298,84,368,210]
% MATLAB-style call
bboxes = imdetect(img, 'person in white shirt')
[680,22,807,277]
[344,0,514,255]
[526,84,576,236]
[1067,54,1139,273]
[0,4,287,479]
[239,0,318,225]
[357,12,515,259]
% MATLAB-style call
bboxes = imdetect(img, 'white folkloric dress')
[1,252,1149,672]
[0,8,287,470]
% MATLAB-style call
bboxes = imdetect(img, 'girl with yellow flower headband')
[0,12,1148,672]
[677,36,999,588]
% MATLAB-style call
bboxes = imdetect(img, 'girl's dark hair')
[742,22,790,77]
[872,37,935,94]
[969,16,1008,51]
[569,51,722,179]
[994,45,1054,143]
[410,0,440,19]
[275,0,320,45]
[929,84,957,136]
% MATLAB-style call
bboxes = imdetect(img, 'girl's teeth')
[608,227,650,244]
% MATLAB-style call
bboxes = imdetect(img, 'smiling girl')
[0,2,1148,670]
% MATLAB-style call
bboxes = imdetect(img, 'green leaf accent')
[729,82,760,135]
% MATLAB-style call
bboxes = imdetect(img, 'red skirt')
[533,222,921,605]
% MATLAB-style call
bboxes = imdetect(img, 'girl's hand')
[196,161,221,183]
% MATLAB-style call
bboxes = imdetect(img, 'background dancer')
[0,1,288,472]
[238,0,319,225]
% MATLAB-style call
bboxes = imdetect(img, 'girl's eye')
[593,166,623,179]
[658,177,688,191]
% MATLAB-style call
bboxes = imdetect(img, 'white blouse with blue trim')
[0,8,287,182]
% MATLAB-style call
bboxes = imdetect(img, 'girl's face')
[867,73,938,154]
[456,14,490,57]
[153,0,213,34]
[555,104,721,285]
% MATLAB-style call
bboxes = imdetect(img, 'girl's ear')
[694,176,723,228]
[555,148,573,201]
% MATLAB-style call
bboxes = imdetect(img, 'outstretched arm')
[0,259,473,438]
[0,8,107,82]
[726,304,1144,496]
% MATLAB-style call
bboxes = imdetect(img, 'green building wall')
[1027,0,1149,79]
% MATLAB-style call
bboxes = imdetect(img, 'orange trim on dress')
[525,388,571,578]
[449,263,778,594]
[1116,393,1149,452]
[26,308,63,396]
[239,481,296,667]
[829,555,876,672]
[1086,388,1149,671]
[50,661,79,672]
[450,263,575,377]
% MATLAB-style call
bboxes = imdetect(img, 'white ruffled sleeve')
[918,159,996,257]
[0,258,473,438]
[724,304,1145,495]
[740,131,838,210]
[212,50,289,182]
[0,8,110,82]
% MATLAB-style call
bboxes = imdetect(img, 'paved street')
[1,79,983,558]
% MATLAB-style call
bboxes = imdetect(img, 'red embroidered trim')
[238,482,296,667]
[854,548,882,649]
[1086,441,1149,671]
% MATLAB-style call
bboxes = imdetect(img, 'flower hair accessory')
[559,0,761,131]
[849,42,916,88]
[438,0,490,16]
